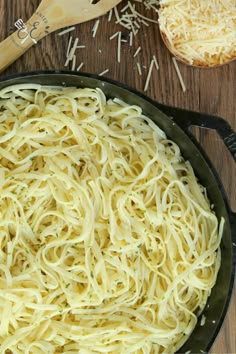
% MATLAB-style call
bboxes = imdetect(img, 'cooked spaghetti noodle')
[0,84,222,354]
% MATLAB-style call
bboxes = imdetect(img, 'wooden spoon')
[0,0,122,73]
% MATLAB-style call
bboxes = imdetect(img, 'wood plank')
[0,1,235,353]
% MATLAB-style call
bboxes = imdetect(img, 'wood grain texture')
[0,1,235,353]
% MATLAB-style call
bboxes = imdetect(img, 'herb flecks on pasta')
[0,85,222,354]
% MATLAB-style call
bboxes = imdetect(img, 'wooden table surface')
[0,1,235,353]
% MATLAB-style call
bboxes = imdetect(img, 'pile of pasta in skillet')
[0,84,222,354]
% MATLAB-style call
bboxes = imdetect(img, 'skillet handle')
[155,104,236,163]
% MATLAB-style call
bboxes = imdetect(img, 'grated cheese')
[172,57,186,93]
[129,32,133,46]
[76,62,84,72]
[67,37,79,61]
[153,55,159,71]
[136,62,142,76]
[144,58,154,92]
[60,0,176,94]
[99,69,110,76]
[114,0,159,40]
[121,4,129,13]
[64,56,71,67]
[58,27,75,36]
[117,31,122,63]
[92,20,100,38]
[108,9,113,22]
[133,46,141,58]
[114,6,121,23]
[66,36,73,58]
[110,32,119,40]
[71,55,76,71]
[158,0,236,66]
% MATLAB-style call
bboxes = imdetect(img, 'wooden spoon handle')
[0,12,51,73]
[0,0,122,73]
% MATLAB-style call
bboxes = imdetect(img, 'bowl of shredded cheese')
[0,71,235,354]
[158,0,236,67]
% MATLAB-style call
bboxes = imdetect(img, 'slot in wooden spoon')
[0,0,122,73]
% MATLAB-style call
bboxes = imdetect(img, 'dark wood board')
[0,1,235,353]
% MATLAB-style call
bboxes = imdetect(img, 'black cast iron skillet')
[0,71,235,354]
